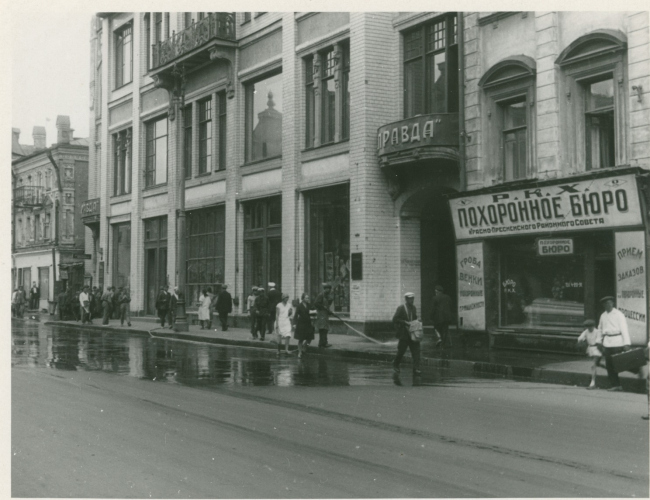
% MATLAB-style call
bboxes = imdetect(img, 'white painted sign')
[615,231,647,346]
[537,238,574,256]
[457,242,485,330]
[450,174,642,240]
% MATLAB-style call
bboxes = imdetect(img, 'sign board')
[615,231,647,346]
[537,238,573,256]
[450,174,642,240]
[73,253,93,260]
[376,113,459,157]
[457,242,485,330]
[80,198,101,218]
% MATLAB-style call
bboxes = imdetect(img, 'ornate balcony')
[14,186,44,208]
[151,13,236,71]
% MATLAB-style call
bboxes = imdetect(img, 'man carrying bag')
[392,292,422,377]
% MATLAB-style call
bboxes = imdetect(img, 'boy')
[577,319,603,390]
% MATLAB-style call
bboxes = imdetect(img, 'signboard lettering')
[537,238,573,256]
[457,242,485,330]
[450,175,642,240]
[615,231,647,345]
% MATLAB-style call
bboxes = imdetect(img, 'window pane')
[404,59,424,118]
[321,78,336,143]
[156,117,167,138]
[305,84,315,148]
[586,78,614,110]
[404,29,423,60]
[427,20,446,52]
[250,73,283,161]
[504,132,517,181]
[428,52,446,113]
[504,101,527,129]
[587,112,615,169]
[155,136,167,184]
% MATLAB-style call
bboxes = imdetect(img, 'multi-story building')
[12,117,90,311]
[88,12,649,349]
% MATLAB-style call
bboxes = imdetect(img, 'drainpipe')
[458,12,466,192]
[46,150,62,286]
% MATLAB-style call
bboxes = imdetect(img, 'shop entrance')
[144,216,168,315]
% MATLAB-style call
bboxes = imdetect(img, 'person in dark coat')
[119,287,132,327]
[156,286,170,327]
[392,292,421,376]
[93,287,103,318]
[431,285,453,348]
[254,287,270,340]
[101,286,114,325]
[266,282,282,336]
[167,287,179,327]
[30,282,39,310]
[57,289,67,320]
[216,284,233,331]
[293,293,314,359]
[314,283,333,348]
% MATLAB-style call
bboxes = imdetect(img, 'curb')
[43,321,646,394]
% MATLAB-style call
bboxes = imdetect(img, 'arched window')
[556,30,627,171]
[479,56,536,182]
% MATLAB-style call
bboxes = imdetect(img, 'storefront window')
[307,184,350,313]
[185,206,226,307]
[112,222,131,288]
[243,197,282,296]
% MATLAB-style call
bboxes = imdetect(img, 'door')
[38,267,50,302]
[146,249,158,315]
[22,268,31,291]
[245,239,264,292]
[267,237,282,291]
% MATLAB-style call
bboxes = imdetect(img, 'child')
[577,319,603,390]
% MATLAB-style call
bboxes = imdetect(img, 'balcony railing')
[14,186,45,207]
[152,13,235,69]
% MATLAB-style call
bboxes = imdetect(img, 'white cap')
[268,282,276,288]
[404,292,415,298]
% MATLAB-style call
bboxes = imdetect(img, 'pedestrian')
[101,286,114,325]
[577,319,603,389]
[198,288,212,330]
[168,287,179,327]
[598,296,631,391]
[155,285,170,327]
[431,285,452,348]
[57,288,67,320]
[11,288,19,317]
[392,292,422,376]
[17,286,27,318]
[30,281,39,310]
[314,283,333,348]
[79,285,92,325]
[275,293,294,355]
[216,284,233,331]
[247,286,258,336]
[294,293,314,359]
[112,287,122,319]
[267,282,282,337]
[254,287,270,340]
[93,286,103,318]
[119,287,132,327]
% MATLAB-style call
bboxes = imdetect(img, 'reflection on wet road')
[12,324,454,388]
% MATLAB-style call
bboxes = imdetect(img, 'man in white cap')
[267,282,282,336]
[392,292,421,376]
[598,295,631,391]
[247,286,258,336]
[314,283,333,348]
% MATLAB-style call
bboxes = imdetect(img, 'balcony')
[14,186,44,207]
[377,113,460,168]
[151,13,236,71]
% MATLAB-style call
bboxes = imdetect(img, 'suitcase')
[610,348,647,373]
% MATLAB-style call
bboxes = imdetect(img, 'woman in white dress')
[198,289,212,330]
[274,293,294,355]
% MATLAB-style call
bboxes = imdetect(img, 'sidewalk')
[41,316,648,394]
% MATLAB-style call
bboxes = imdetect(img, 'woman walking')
[275,293,294,355]
[198,289,212,330]
[293,293,314,359]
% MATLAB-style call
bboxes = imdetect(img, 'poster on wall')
[457,242,485,331]
[614,231,647,346]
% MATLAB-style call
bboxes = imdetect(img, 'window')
[144,14,151,70]
[154,13,163,43]
[45,170,51,190]
[113,128,132,195]
[164,13,170,39]
[198,98,212,174]
[304,42,350,149]
[243,13,251,24]
[44,213,50,240]
[183,105,192,179]
[145,117,168,187]
[245,72,283,162]
[184,12,193,28]
[112,222,131,288]
[17,219,22,246]
[502,99,527,181]
[185,206,226,306]
[403,14,458,118]
[585,77,615,170]
[115,23,133,87]
[35,214,41,240]
[243,197,282,293]
[218,92,227,170]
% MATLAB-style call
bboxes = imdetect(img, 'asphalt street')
[11,323,649,498]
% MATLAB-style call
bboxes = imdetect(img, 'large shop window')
[306,184,350,313]
[243,197,282,298]
[145,116,168,187]
[114,23,133,88]
[245,72,283,162]
[185,206,226,307]
[113,128,132,195]
[112,222,131,288]
[498,234,614,330]
[144,216,167,315]
[403,14,458,119]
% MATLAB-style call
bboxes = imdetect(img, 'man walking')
[30,281,39,310]
[314,283,333,348]
[254,287,269,340]
[216,284,233,331]
[168,287,179,327]
[101,286,114,325]
[79,285,92,325]
[17,286,27,318]
[267,282,282,336]
[57,287,67,320]
[392,292,422,376]
[248,286,258,336]
[431,285,452,348]
[119,287,132,327]
[598,296,631,391]
[156,285,170,328]
[11,288,20,317]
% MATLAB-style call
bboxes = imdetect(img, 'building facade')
[88,12,649,347]
[12,117,90,311]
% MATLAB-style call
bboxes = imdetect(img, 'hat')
[404,292,415,298]
[268,282,276,288]
[252,286,258,291]
[600,296,615,303]
[583,319,596,327]
[435,285,444,292]
[258,287,265,292]
[222,284,228,289]
[322,282,332,289]
[281,293,289,299]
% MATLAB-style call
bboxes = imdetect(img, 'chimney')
[32,126,46,150]
[12,128,20,142]
[56,115,72,144]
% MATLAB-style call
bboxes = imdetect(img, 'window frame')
[114,22,133,89]
[198,98,213,175]
[244,70,283,164]
[183,105,193,179]
[145,116,169,188]
[112,128,132,196]
[217,91,227,171]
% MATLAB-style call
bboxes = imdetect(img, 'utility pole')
[174,94,189,331]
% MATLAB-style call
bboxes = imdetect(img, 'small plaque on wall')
[351,252,362,281]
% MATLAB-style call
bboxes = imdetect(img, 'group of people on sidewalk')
[196,285,232,331]
[11,282,41,317]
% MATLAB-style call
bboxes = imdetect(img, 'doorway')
[144,216,168,315]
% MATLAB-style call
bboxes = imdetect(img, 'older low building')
[12,117,90,310]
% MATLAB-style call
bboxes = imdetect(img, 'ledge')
[477,12,520,27]
[241,155,282,173]
[142,184,168,197]
[301,140,349,163]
